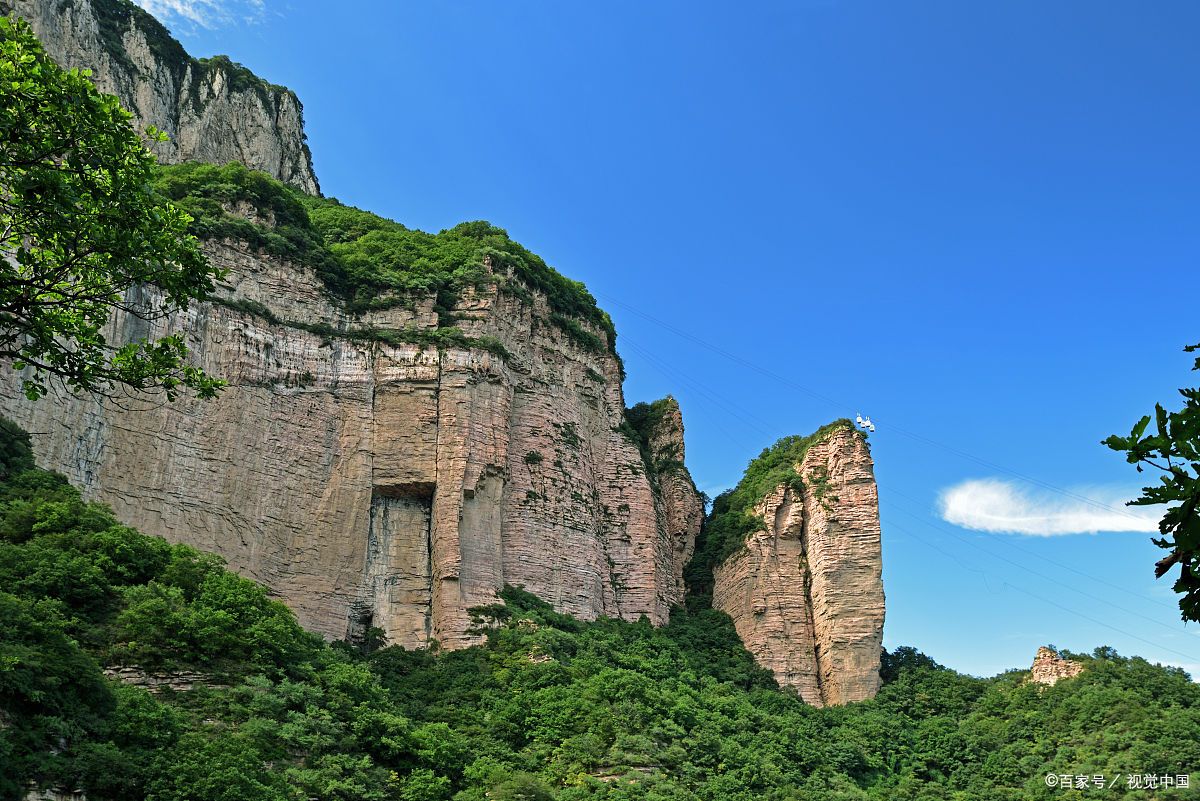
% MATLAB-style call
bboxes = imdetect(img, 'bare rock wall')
[0,240,702,649]
[712,428,885,706]
[5,0,320,193]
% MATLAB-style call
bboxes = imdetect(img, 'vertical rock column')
[428,349,513,650]
[712,427,885,706]
[643,397,705,608]
[799,428,886,705]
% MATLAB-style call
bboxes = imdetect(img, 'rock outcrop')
[102,666,219,694]
[711,426,885,706]
[3,0,320,194]
[1029,646,1084,686]
[24,789,86,801]
[0,232,704,650]
[628,397,706,598]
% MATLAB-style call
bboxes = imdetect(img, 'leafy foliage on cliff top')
[620,397,693,488]
[300,195,617,352]
[152,162,617,353]
[687,419,858,592]
[153,161,335,270]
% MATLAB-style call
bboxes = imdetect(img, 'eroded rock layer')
[4,0,320,193]
[712,428,885,706]
[0,238,703,650]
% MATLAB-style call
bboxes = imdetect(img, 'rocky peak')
[624,396,705,601]
[1029,646,1084,686]
[3,0,320,193]
[708,424,885,706]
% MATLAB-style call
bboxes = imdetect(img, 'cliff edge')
[2,0,320,193]
[0,2,888,694]
[0,169,705,650]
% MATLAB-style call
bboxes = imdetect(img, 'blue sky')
[151,0,1200,677]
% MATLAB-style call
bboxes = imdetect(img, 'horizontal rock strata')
[0,237,703,650]
[712,428,885,706]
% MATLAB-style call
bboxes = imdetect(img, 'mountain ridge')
[1,0,320,192]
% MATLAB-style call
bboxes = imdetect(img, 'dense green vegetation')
[85,0,191,76]
[620,399,693,491]
[687,420,857,591]
[2,419,1197,801]
[152,162,616,354]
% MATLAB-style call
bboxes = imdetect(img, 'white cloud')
[133,0,264,29]
[937,478,1161,536]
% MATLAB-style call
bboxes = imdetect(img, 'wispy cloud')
[937,478,1160,536]
[132,0,265,29]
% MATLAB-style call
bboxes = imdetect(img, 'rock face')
[1029,646,1084,686]
[24,789,86,801]
[3,0,320,194]
[0,235,703,650]
[711,428,885,706]
[102,666,219,694]
[646,401,705,595]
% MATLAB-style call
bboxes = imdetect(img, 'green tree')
[0,416,33,479]
[0,16,223,400]
[1104,342,1200,621]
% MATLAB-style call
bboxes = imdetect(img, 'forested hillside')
[2,419,1197,801]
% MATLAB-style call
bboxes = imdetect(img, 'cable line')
[600,290,1152,524]
[883,484,1181,613]
[887,520,1200,663]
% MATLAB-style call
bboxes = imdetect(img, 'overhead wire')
[884,491,1188,633]
[606,298,1194,658]
[599,290,1153,524]
[883,484,1182,613]
[887,519,1200,663]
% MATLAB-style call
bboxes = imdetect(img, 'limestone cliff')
[0,226,703,650]
[708,425,885,706]
[3,0,319,193]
